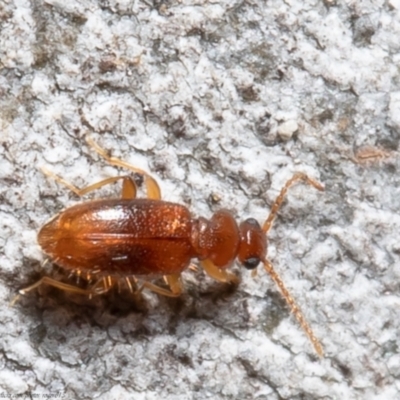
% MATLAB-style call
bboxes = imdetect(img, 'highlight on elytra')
[15,137,324,356]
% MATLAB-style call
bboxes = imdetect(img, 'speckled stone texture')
[1,0,400,399]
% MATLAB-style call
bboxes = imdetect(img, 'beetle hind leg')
[12,272,122,304]
[11,276,97,305]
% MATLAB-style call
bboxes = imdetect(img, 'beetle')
[17,137,324,356]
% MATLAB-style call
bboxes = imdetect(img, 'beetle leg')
[121,177,137,199]
[164,273,183,295]
[189,264,198,272]
[86,136,161,200]
[137,282,180,297]
[89,275,117,295]
[200,259,239,285]
[13,276,95,302]
[41,166,137,198]
[143,176,161,200]
[137,274,182,298]
[124,276,137,293]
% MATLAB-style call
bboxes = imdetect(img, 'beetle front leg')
[200,259,239,285]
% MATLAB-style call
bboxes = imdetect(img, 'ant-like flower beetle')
[16,137,324,356]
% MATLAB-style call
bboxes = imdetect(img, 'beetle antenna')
[262,173,324,234]
[263,259,323,357]
[261,172,324,356]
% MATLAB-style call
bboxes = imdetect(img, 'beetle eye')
[243,257,260,270]
[245,218,260,228]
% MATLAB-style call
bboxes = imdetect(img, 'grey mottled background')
[1,0,400,399]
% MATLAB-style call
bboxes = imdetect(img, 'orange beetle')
[18,137,324,356]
